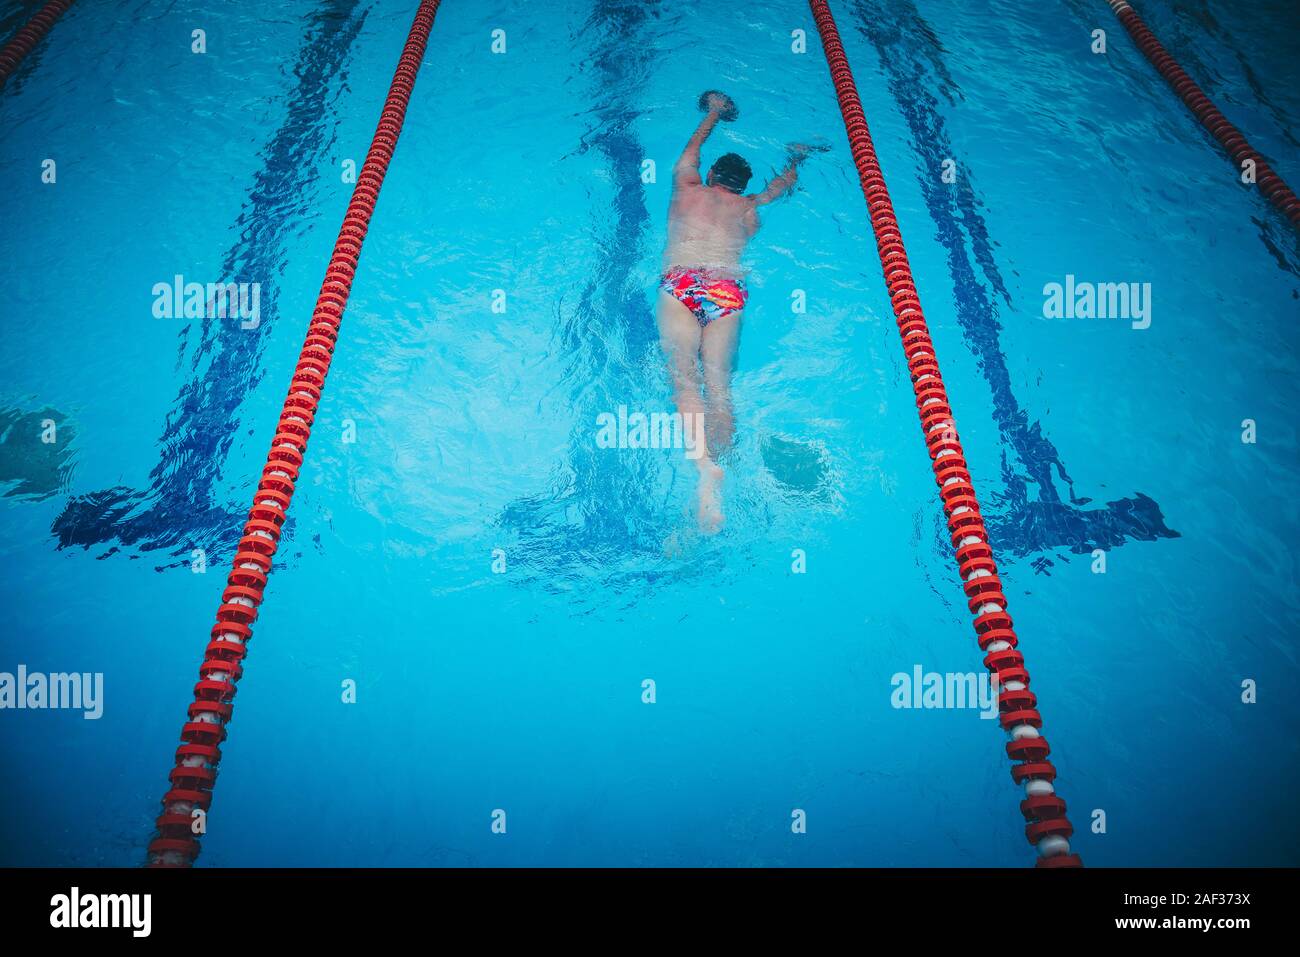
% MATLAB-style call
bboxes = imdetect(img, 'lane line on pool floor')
[0,0,75,90]
[1106,0,1300,226]
[146,0,444,867]
[807,0,1083,867]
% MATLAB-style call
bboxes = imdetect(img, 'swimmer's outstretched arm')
[751,147,811,206]
[675,92,736,186]
[673,110,722,186]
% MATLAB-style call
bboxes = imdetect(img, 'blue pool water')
[1,0,1297,867]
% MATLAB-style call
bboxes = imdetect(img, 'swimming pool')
[1,0,1297,867]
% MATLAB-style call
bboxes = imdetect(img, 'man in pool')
[659,90,812,533]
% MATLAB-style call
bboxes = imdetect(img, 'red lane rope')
[1107,0,1299,226]
[807,0,1082,867]
[147,0,443,867]
[0,0,74,89]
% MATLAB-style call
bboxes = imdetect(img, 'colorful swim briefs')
[660,267,748,327]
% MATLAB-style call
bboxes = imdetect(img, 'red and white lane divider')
[807,0,1082,867]
[1107,0,1299,226]
[147,0,444,867]
[0,0,74,89]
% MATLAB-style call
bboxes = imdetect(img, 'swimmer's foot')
[696,462,725,535]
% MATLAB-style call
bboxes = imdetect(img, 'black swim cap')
[709,153,752,193]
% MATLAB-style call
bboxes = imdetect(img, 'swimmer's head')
[707,153,752,194]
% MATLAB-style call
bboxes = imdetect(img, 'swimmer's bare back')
[663,92,810,276]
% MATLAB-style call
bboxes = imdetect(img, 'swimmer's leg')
[700,309,742,457]
[657,292,723,533]
[657,291,705,443]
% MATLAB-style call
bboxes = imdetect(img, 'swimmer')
[658,90,815,532]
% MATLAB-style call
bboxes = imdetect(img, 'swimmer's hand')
[705,92,733,115]
[698,90,739,122]
[787,139,831,162]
